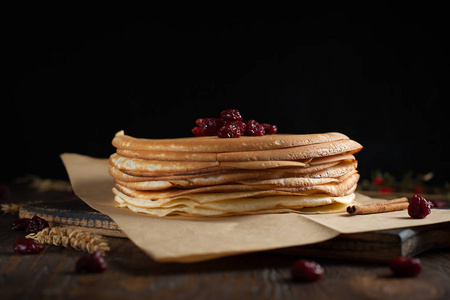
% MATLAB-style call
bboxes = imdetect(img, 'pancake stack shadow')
[109,131,363,217]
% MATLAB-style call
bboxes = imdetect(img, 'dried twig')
[1,203,23,214]
[1,200,43,215]
[26,226,110,255]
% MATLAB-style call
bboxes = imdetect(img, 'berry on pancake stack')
[109,109,363,217]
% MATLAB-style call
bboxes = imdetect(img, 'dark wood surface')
[1,184,450,300]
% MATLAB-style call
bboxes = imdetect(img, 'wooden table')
[1,184,449,300]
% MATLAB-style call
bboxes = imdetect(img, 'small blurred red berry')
[431,200,446,209]
[378,187,393,193]
[372,177,383,186]
[76,250,107,273]
[291,259,324,282]
[413,186,423,194]
[389,256,421,277]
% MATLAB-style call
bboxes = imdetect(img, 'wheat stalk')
[1,200,43,215]
[26,226,110,255]
[1,203,23,214]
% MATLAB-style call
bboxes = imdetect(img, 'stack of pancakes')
[109,131,363,217]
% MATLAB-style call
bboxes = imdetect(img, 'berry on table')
[13,238,45,254]
[389,256,422,277]
[12,218,31,231]
[76,250,108,273]
[291,259,324,282]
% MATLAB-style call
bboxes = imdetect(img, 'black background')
[4,7,449,185]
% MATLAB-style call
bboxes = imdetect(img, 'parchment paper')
[61,153,450,262]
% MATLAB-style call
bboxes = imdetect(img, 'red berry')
[244,120,265,136]
[378,187,394,193]
[414,186,423,194]
[261,123,277,135]
[389,256,421,277]
[432,200,446,208]
[220,109,243,122]
[13,238,45,254]
[195,118,205,127]
[408,194,432,219]
[201,118,223,136]
[76,250,108,273]
[26,216,49,234]
[291,259,324,282]
[12,218,31,231]
[372,177,383,186]
[244,119,258,129]
[233,121,246,133]
[245,120,265,136]
[192,127,204,136]
[431,200,446,208]
[217,122,243,138]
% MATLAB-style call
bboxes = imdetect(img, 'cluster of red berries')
[12,215,49,233]
[192,109,277,138]
[12,215,49,254]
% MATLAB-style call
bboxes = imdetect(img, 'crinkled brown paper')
[61,153,450,263]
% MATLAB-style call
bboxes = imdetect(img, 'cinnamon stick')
[347,197,409,215]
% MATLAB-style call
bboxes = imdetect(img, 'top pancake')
[112,130,352,153]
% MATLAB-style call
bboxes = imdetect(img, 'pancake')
[116,148,218,162]
[114,165,357,191]
[108,160,346,183]
[116,144,361,163]
[113,191,355,217]
[112,130,351,152]
[238,171,355,188]
[110,153,308,176]
[109,161,357,192]
[114,172,359,200]
[216,139,362,161]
